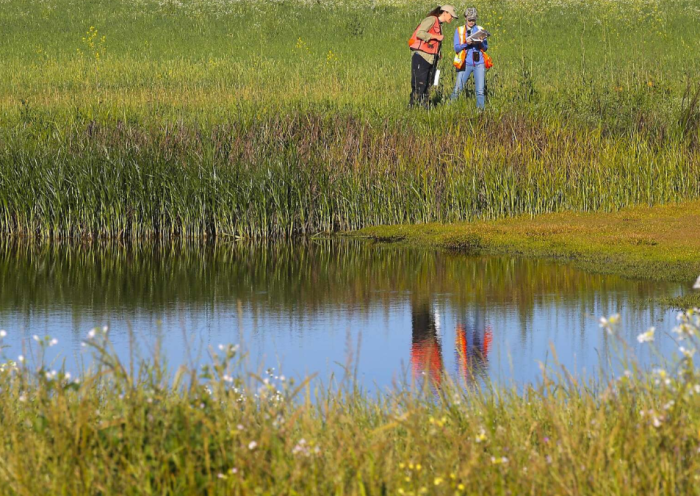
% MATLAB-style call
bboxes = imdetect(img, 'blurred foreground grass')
[2,312,700,494]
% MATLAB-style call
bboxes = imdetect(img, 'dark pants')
[410,52,435,108]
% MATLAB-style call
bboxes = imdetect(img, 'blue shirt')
[454,24,489,68]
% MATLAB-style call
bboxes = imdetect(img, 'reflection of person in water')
[455,309,492,383]
[410,298,443,386]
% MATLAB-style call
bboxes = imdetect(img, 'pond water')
[0,240,688,390]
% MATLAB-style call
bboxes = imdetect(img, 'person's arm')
[481,38,488,52]
[416,17,442,42]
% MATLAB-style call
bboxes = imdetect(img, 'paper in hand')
[467,29,490,42]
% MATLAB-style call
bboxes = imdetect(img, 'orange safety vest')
[411,338,443,386]
[453,25,468,69]
[408,17,442,55]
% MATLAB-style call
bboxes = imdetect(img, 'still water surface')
[0,240,687,389]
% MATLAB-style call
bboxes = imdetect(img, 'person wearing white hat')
[450,7,489,108]
[408,5,458,108]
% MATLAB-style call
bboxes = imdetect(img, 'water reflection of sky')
[0,241,688,390]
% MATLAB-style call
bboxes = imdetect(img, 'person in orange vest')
[408,5,458,108]
[450,7,489,108]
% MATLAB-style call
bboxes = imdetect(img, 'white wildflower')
[292,438,313,456]
[637,327,655,343]
[673,310,700,340]
[248,441,258,450]
[679,346,695,358]
[599,313,620,334]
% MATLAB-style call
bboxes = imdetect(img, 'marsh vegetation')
[2,0,700,238]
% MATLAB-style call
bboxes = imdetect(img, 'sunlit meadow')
[0,0,699,237]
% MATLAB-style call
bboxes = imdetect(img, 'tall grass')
[2,111,700,238]
[1,310,700,494]
[1,0,700,237]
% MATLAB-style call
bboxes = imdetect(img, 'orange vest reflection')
[455,321,492,383]
[410,301,443,386]
[411,301,492,386]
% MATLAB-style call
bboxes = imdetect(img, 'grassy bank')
[358,200,700,305]
[1,0,700,238]
[1,315,700,494]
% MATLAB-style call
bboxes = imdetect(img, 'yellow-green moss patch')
[356,201,700,290]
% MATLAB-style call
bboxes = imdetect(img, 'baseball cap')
[441,5,459,18]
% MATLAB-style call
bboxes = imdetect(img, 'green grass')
[3,113,700,238]
[357,200,700,305]
[1,0,700,238]
[2,314,700,494]
[2,0,699,120]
